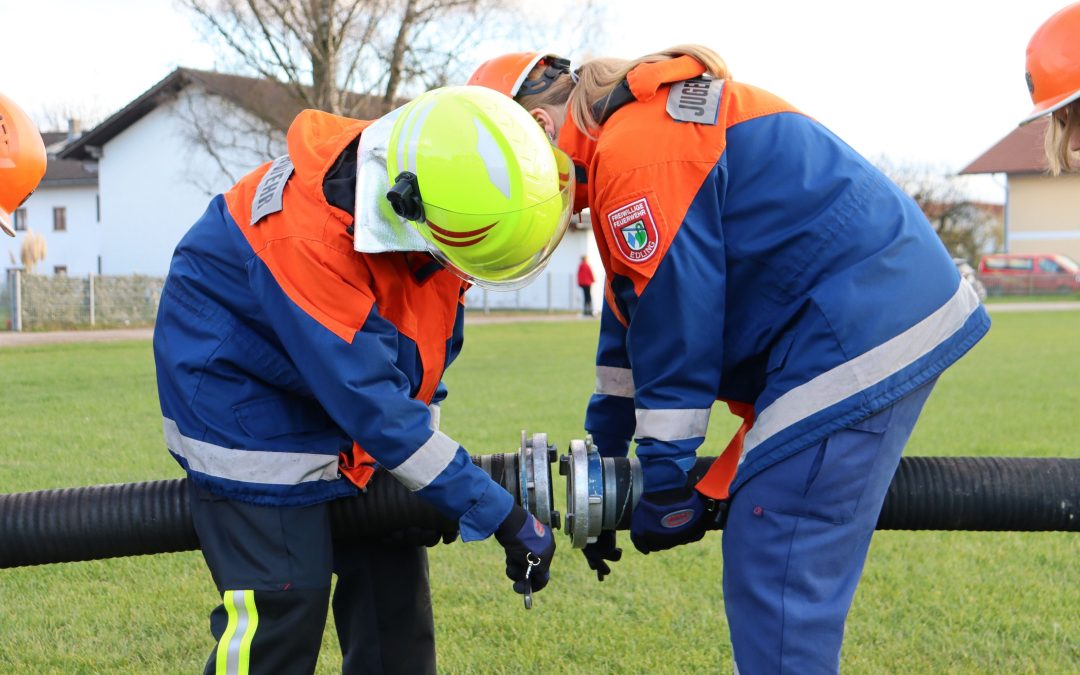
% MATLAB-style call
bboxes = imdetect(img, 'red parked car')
[977,253,1080,295]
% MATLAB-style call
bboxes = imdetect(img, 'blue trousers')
[723,379,936,674]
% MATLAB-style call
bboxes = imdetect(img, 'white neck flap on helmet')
[353,105,430,254]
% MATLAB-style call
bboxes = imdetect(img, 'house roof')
[41,157,98,187]
[59,67,388,161]
[41,131,68,147]
[959,117,1049,175]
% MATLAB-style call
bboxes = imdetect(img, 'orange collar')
[554,56,710,213]
[626,55,708,101]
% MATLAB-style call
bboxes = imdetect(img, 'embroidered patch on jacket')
[608,197,659,263]
[250,155,295,225]
[666,77,723,124]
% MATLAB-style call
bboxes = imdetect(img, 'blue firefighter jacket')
[576,62,991,494]
[153,110,513,541]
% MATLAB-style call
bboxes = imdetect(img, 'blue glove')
[582,530,622,581]
[493,504,555,593]
[630,487,708,554]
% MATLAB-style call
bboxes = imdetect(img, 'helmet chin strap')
[353,107,430,254]
[518,56,571,97]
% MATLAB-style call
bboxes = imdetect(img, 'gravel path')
[0,314,595,348]
[1,303,1074,348]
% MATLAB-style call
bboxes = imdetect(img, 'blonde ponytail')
[570,45,730,135]
[515,44,730,138]
[1044,100,1080,175]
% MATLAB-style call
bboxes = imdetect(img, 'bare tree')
[519,0,610,60]
[173,88,287,194]
[172,0,606,193]
[876,157,1003,262]
[179,0,508,117]
[33,102,109,137]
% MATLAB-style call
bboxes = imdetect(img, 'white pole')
[546,273,553,313]
[88,273,96,326]
[12,269,22,332]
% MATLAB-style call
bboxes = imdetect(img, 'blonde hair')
[516,45,730,137]
[1044,99,1080,175]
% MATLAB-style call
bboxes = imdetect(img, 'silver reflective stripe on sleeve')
[390,430,459,491]
[596,365,635,397]
[635,408,711,442]
[744,280,981,456]
[164,418,338,485]
[428,404,441,431]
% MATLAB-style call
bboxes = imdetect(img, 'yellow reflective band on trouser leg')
[216,590,259,675]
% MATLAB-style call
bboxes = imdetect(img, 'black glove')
[582,530,622,581]
[379,526,458,548]
[630,486,708,554]
[493,503,556,594]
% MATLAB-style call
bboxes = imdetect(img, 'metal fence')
[976,271,1080,297]
[4,269,164,331]
[468,272,596,315]
[2,268,593,332]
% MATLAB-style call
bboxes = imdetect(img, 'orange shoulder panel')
[223,111,377,343]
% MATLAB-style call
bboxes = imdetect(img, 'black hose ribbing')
[877,456,1078,531]
[2,455,1076,569]
[0,479,198,569]
[0,453,519,569]
[602,456,1078,533]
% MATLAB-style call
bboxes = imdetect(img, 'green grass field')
[1,313,1078,673]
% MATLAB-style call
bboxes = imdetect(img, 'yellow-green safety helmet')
[385,85,574,290]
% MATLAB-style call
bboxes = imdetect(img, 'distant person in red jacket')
[577,255,595,316]
[1022,1,1080,173]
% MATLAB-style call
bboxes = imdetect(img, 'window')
[96,194,101,222]
[1039,258,1061,274]
[53,207,67,232]
[1006,257,1034,270]
[13,207,27,231]
[54,265,68,277]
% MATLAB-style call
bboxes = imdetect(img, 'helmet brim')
[420,147,576,291]
[1020,87,1080,126]
[422,181,574,291]
[0,212,15,237]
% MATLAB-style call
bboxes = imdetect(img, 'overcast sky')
[5,0,1073,201]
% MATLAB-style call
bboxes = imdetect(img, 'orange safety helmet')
[1021,1,1080,125]
[0,92,47,236]
[467,52,571,99]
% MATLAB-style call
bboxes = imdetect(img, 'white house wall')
[465,225,604,312]
[98,89,285,275]
[95,84,602,310]
[1,184,99,276]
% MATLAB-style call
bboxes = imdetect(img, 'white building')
[57,67,602,311]
[60,68,297,276]
[1,129,99,276]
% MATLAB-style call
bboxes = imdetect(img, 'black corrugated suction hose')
[877,456,1078,531]
[0,453,517,569]
[1,455,1076,569]
[602,456,1078,533]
